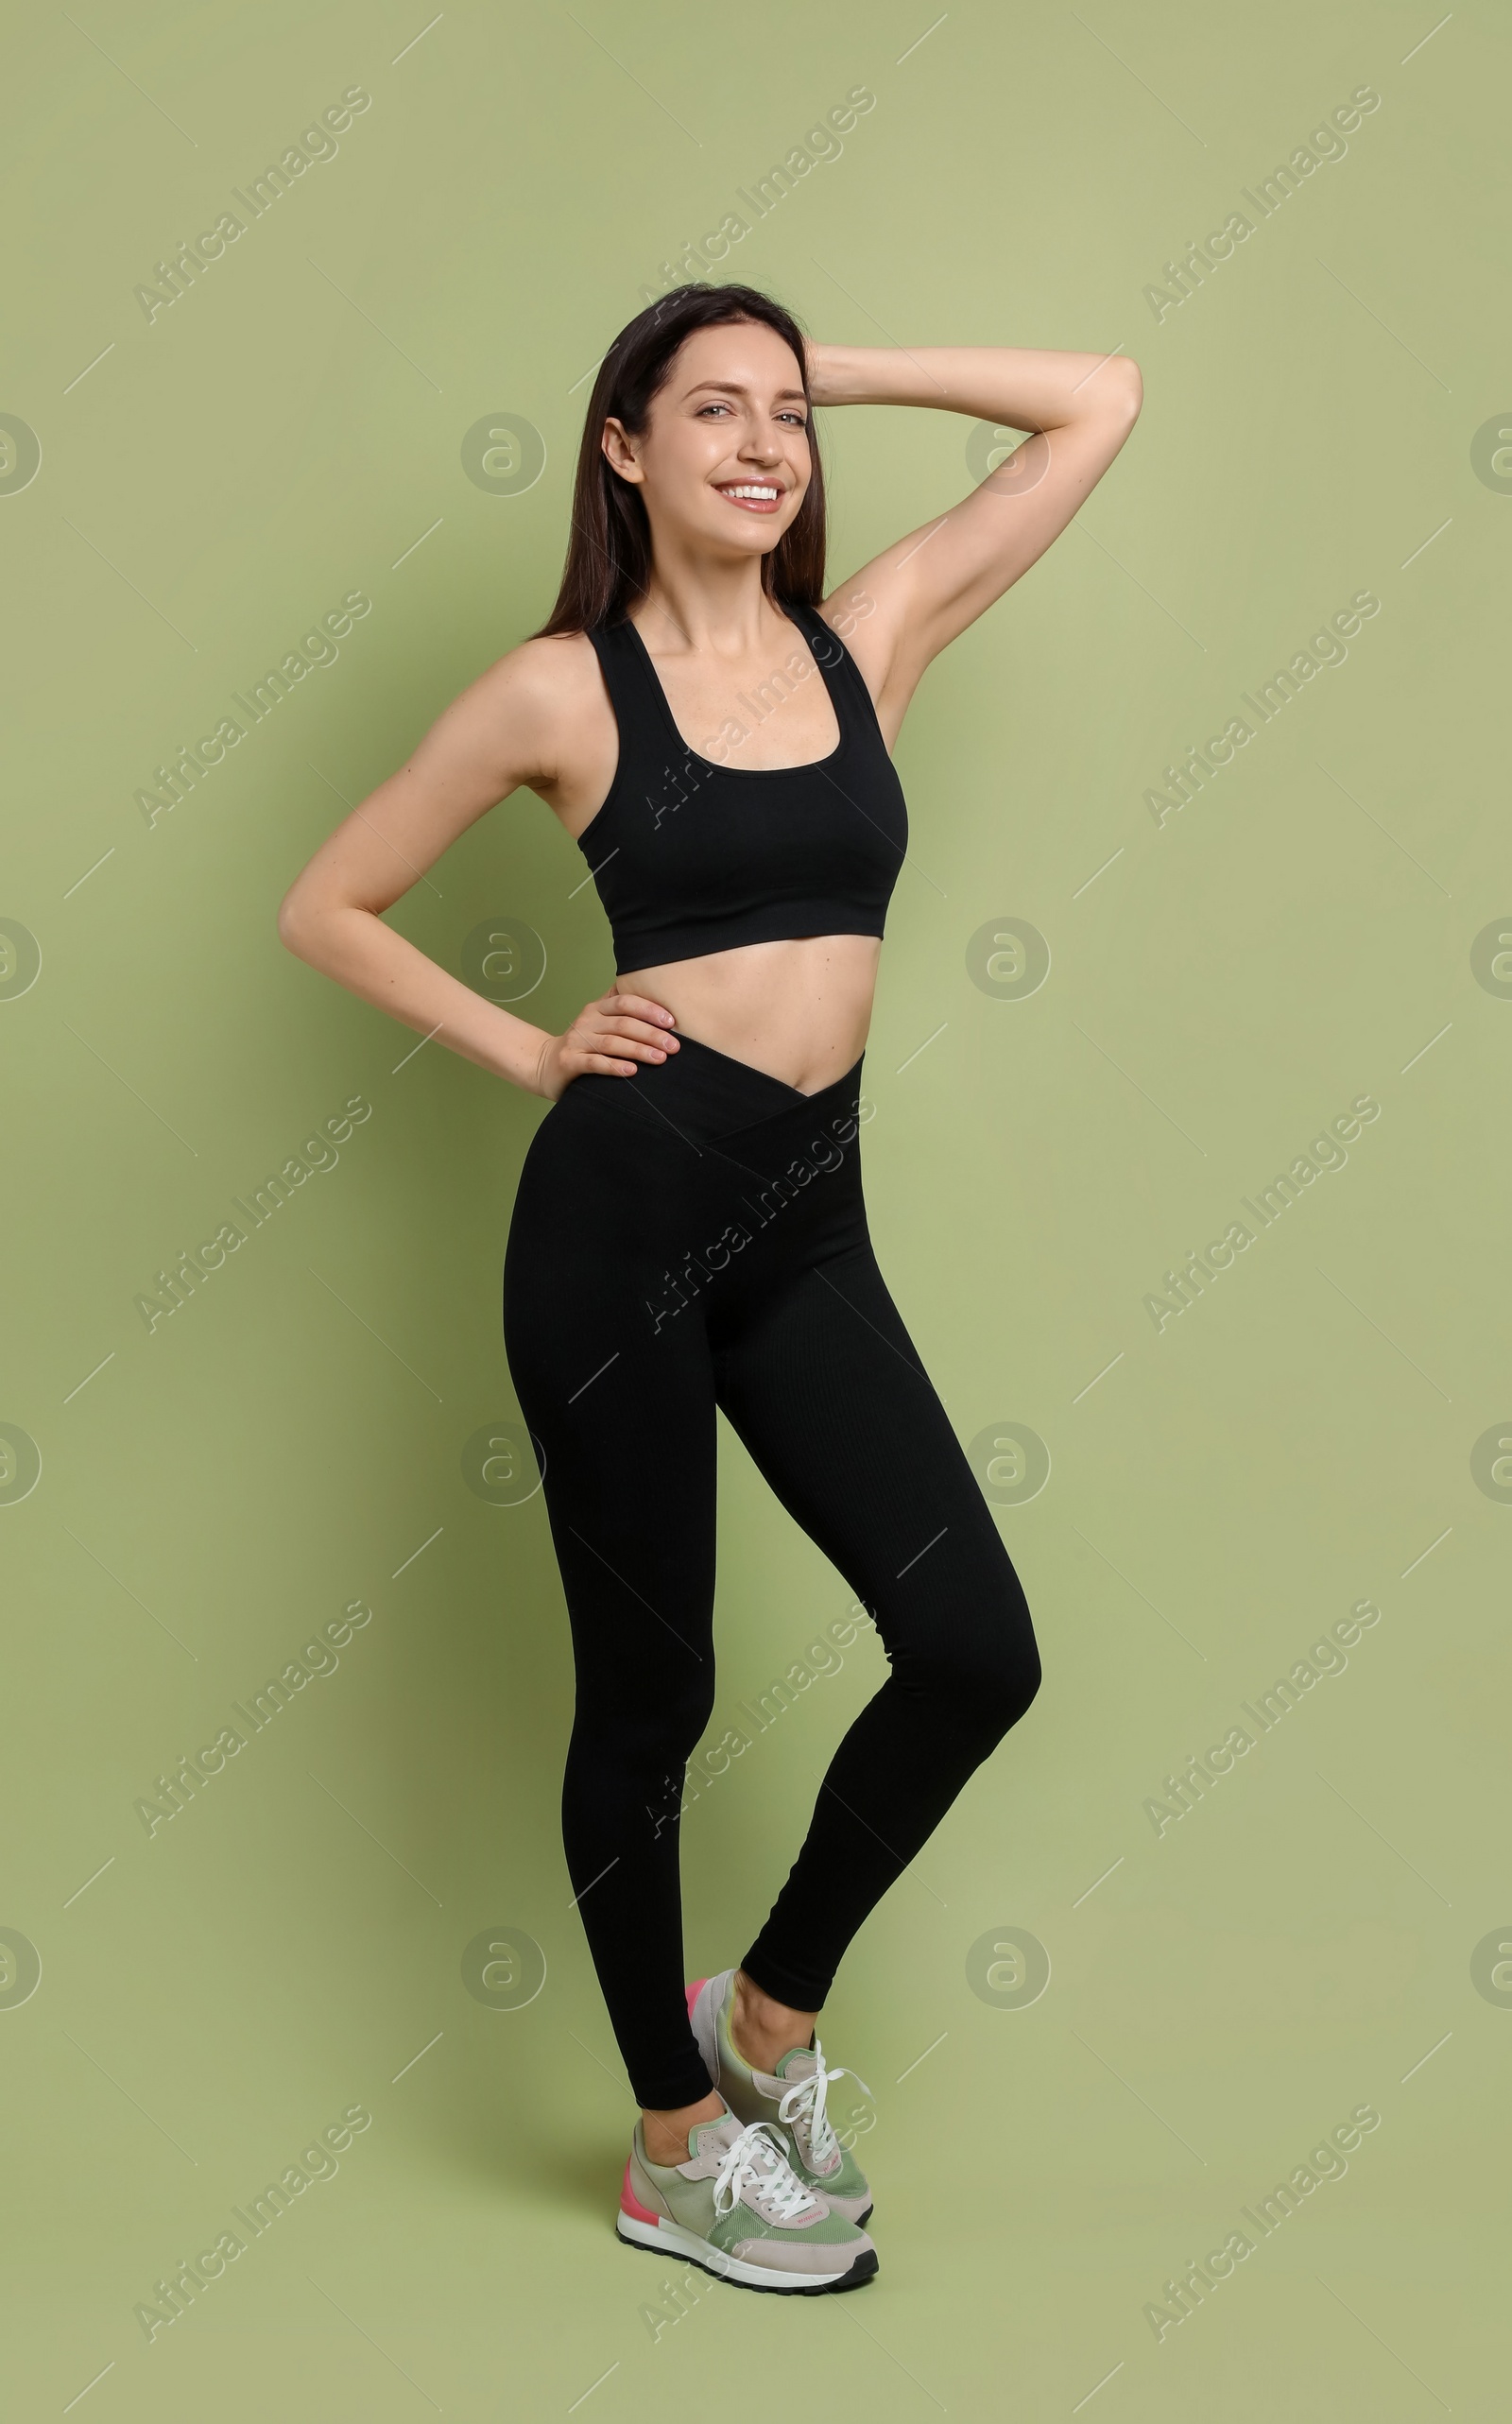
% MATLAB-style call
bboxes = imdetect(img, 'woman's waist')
[521,1032,872,1281]
[613,933,880,1096]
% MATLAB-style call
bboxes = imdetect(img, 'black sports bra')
[576,598,908,975]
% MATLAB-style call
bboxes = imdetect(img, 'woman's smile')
[713,479,785,513]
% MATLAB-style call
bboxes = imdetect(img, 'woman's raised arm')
[808,340,1143,723]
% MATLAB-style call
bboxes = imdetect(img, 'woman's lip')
[713,484,784,514]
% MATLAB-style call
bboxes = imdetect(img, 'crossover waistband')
[568,1029,868,1152]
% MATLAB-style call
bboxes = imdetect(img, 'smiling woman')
[275,274,1142,2295]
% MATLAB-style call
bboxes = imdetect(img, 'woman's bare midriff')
[615,933,882,1096]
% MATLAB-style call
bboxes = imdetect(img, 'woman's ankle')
[642,2088,725,2167]
[730,1967,818,2074]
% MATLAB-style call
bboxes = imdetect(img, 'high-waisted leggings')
[502,1032,1041,2111]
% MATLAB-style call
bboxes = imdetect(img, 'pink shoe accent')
[685,1977,708,2020]
[620,2158,663,2226]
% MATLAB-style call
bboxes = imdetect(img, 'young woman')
[279,284,1141,2295]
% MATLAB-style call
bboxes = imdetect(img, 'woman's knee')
[908,1590,1041,1739]
[573,1666,718,1774]
[959,1634,1040,1738]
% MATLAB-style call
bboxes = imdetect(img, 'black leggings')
[502,1034,1040,2111]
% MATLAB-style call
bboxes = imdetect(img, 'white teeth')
[720,485,779,501]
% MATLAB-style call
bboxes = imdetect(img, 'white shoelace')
[711,2119,819,2221]
[777,2037,873,2171]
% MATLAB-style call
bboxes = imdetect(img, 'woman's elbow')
[277,885,318,958]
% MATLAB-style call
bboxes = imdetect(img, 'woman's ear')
[601,418,644,484]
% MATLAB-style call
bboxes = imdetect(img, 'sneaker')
[688,1970,875,2226]
[616,2107,878,2295]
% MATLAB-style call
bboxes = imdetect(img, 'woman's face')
[603,320,811,563]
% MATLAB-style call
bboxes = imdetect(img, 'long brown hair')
[532,284,827,637]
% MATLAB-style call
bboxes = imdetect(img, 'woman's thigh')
[503,1081,720,1687]
[710,1239,1034,1686]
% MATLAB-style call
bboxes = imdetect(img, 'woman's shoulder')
[435,625,612,817]
[471,626,602,717]
[451,626,609,782]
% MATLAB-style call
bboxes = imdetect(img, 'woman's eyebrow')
[680,379,808,403]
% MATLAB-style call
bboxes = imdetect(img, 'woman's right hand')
[532,990,679,1101]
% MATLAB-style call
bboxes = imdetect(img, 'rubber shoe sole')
[616,2199,878,2295]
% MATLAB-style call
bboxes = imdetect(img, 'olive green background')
[4,0,1507,2415]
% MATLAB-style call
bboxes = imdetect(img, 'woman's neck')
[631,558,789,659]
